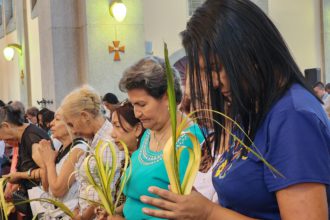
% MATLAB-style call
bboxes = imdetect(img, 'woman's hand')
[114,204,124,216]
[71,215,83,220]
[38,140,57,165]
[71,208,82,220]
[95,207,108,220]
[3,184,18,201]
[140,186,214,220]
[107,215,125,220]
[95,206,125,220]
[3,172,23,183]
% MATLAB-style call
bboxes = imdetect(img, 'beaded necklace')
[138,130,164,165]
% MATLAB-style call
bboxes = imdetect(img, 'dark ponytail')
[0,105,25,126]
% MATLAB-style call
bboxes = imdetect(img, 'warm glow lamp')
[109,0,127,22]
[3,43,22,61]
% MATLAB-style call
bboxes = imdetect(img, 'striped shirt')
[76,119,124,215]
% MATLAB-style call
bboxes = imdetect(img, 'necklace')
[138,130,164,165]
[153,130,168,151]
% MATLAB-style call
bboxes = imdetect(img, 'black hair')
[325,83,330,91]
[42,110,55,130]
[37,108,50,129]
[113,101,145,148]
[0,105,25,126]
[102,93,119,104]
[313,81,325,90]
[0,100,5,107]
[181,0,317,156]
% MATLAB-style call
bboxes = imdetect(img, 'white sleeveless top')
[44,142,87,219]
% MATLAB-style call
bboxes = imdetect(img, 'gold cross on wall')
[109,40,125,61]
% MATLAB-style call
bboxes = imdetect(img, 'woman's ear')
[134,123,143,138]
[162,93,169,102]
[80,111,91,122]
[1,122,11,130]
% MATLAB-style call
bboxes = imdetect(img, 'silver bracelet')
[27,168,32,177]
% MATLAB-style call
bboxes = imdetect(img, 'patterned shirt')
[76,119,124,214]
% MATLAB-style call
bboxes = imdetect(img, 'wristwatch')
[27,168,32,177]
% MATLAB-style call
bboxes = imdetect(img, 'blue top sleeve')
[264,109,330,192]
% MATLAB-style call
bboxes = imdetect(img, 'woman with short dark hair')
[116,56,204,220]
[0,105,50,219]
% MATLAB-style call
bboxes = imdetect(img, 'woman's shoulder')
[72,142,88,152]
[23,124,50,144]
[176,123,205,147]
[186,123,204,139]
[72,138,88,151]
[268,84,329,126]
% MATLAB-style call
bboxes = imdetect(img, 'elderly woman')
[37,108,87,219]
[0,105,50,219]
[110,56,205,220]
[60,85,124,220]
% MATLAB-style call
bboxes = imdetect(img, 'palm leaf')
[163,43,202,195]
[83,140,131,216]
[0,177,14,220]
[14,197,74,218]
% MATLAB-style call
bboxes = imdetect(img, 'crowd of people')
[0,0,330,219]
[313,82,330,119]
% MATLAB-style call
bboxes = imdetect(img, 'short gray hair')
[119,56,183,104]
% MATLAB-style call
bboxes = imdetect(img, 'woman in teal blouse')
[115,56,205,220]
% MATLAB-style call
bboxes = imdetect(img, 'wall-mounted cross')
[109,40,125,61]
[37,98,53,108]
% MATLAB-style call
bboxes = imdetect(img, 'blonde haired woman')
[60,85,124,220]
[38,107,87,219]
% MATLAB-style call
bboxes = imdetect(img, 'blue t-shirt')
[212,84,330,220]
[123,123,204,220]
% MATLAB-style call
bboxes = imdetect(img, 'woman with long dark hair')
[140,0,330,219]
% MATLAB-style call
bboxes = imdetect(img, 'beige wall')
[0,0,42,106]
[83,0,145,100]
[0,31,21,103]
[26,1,42,107]
[269,0,322,74]
[142,0,188,57]
[143,0,322,75]
[0,0,324,103]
